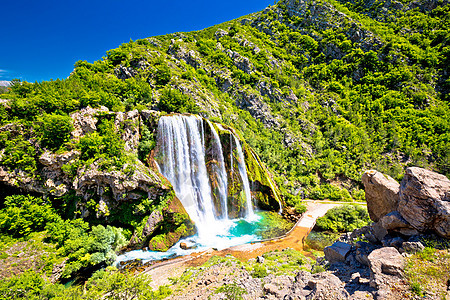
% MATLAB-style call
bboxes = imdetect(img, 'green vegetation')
[216,281,247,300]
[36,113,73,151]
[0,267,172,299]
[315,205,370,233]
[0,195,126,278]
[405,247,450,298]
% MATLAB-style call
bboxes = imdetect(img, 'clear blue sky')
[1,0,273,83]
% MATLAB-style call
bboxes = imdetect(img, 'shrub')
[155,64,171,85]
[1,136,37,174]
[37,113,73,151]
[315,205,370,233]
[216,281,247,300]
[157,88,198,114]
[0,195,60,237]
[251,264,268,278]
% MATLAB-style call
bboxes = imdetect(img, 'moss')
[147,192,195,251]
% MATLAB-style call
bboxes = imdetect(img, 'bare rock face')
[368,247,405,299]
[398,167,450,238]
[324,241,352,263]
[115,110,140,154]
[142,210,164,236]
[362,170,400,222]
[70,106,109,138]
[304,272,350,299]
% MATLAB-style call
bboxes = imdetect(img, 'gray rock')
[372,221,388,242]
[362,170,399,222]
[379,211,412,231]
[324,241,352,262]
[398,167,450,238]
[402,241,425,253]
[382,236,404,249]
[368,247,405,288]
[114,65,137,79]
[306,272,349,299]
[214,29,228,39]
[142,210,164,236]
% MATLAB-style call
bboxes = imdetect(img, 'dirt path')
[146,201,343,289]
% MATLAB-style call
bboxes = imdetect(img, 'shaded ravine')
[145,201,344,289]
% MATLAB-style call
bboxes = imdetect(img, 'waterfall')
[155,114,255,242]
[232,134,255,219]
[205,120,229,219]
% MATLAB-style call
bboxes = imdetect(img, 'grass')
[304,231,341,251]
[405,247,450,299]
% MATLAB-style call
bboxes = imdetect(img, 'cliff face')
[0,108,282,251]
[0,106,196,251]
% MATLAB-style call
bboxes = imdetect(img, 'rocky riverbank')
[152,167,449,300]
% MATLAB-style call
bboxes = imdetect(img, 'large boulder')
[362,170,399,222]
[368,247,405,289]
[324,241,352,263]
[398,167,450,238]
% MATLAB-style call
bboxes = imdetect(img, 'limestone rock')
[324,241,352,263]
[402,241,425,253]
[379,211,411,231]
[368,247,405,288]
[398,167,450,238]
[371,222,388,242]
[142,210,163,236]
[362,170,399,222]
[70,106,109,138]
[115,65,137,79]
[214,29,228,39]
[306,272,349,299]
[115,110,140,153]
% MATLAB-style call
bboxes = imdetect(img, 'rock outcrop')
[362,170,399,222]
[362,167,450,238]
[399,167,450,238]
[324,241,352,263]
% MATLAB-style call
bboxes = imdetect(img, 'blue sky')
[1,0,273,83]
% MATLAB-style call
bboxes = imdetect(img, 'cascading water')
[116,114,284,265]
[205,119,229,220]
[232,134,255,220]
[155,114,257,246]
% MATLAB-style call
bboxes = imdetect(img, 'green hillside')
[0,0,449,290]
[2,0,448,200]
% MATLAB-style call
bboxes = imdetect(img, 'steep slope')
[0,0,449,260]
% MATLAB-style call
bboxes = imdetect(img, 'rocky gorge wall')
[0,107,282,251]
[320,167,450,299]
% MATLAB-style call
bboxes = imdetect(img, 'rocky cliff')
[0,107,282,251]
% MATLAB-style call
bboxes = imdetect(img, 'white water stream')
[117,115,260,264]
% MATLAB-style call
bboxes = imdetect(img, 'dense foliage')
[0,0,449,296]
[315,204,370,232]
[1,0,448,201]
[0,268,172,300]
[0,195,126,278]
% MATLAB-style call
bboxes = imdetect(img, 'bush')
[251,264,268,278]
[1,136,37,174]
[157,88,198,114]
[216,281,247,300]
[315,205,370,233]
[37,113,73,151]
[0,195,60,237]
[155,64,171,85]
